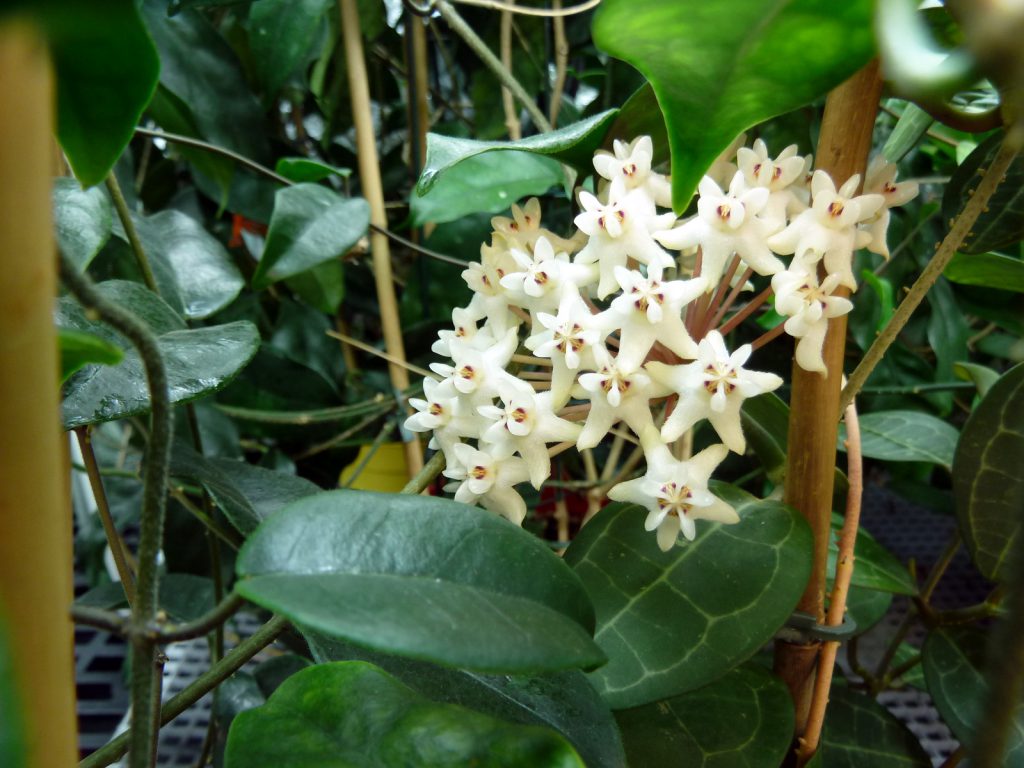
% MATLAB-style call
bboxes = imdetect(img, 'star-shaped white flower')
[766,170,885,290]
[499,236,597,316]
[655,172,784,285]
[706,132,747,189]
[404,377,482,455]
[646,331,783,453]
[431,304,495,358]
[592,136,672,208]
[442,442,531,525]
[596,267,707,369]
[430,327,527,407]
[736,139,808,229]
[861,156,919,258]
[490,197,580,254]
[608,443,738,550]
[772,268,854,374]
[525,284,601,406]
[575,346,667,449]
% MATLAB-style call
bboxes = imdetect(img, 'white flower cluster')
[405,136,917,550]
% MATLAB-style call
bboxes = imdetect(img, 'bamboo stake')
[0,20,79,767]
[339,0,423,477]
[774,59,882,739]
[500,1,521,139]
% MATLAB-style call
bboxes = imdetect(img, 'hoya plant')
[0,1,1022,767]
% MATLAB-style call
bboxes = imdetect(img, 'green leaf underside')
[169,444,321,536]
[74,573,213,623]
[591,0,875,210]
[253,184,369,288]
[412,151,563,226]
[59,329,123,384]
[416,110,618,196]
[953,362,1024,580]
[275,157,351,183]
[306,634,626,768]
[842,586,893,635]
[57,281,260,428]
[223,662,584,768]
[821,686,931,767]
[891,643,926,691]
[923,626,1024,763]
[53,178,112,270]
[839,410,958,469]
[944,132,1024,255]
[564,491,812,707]
[46,1,160,186]
[615,664,793,768]
[828,514,917,596]
[945,252,1024,294]
[236,491,602,673]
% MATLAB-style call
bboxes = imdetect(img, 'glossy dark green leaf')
[73,573,213,623]
[283,260,346,314]
[224,662,585,768]
[249,0,332,97]
[927,279,969,410]
[412,151,563,226]
[275,157,351,183]
[252,655,313,698]
[253,184,369,289]
[945,251,1024,293]
[53,178,112,270]
[603,84,669,168]
[839,411,959,470]
[235,491,603,673]
[891,642,926,691]
[416,110,618,196]
[842,586,893,635]
[59,329,123,384]
[615,664,792,768]
[828,515,917,596]
[821,685,931,766]
[563,490,812,707]
[308,634,626,768]
[58,282,260,428]
[116,210,245,319]
[170,443,321,536]
[953,362,1024,580]
[943,132,1024,254]
[0,613,26,768]
[167,0,249,14]
[42,1,160,186]
[924,626,1024,763]
[592,0,875,210]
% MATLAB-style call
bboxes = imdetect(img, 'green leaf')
[603,84,669,169]
[53,178,112,270]
[308,634,626,768]
[416,111,619,196]
[167,0,249,14]
[592,0,875,210]
[224,662,585,768]
[170,443,321,536]
[882,102,934,164]
[945,251,1024,293]
[412,151,563,227]
[563,491,812,707]
[943,132,1024,255]
[235,491,604,673]
[839,410,959,470]
[253,184,369,289]
[614,664,793,768]
[115,210,245,319]
[59,329,123,384]
[42,1,160,186]
[252,655,313,698]
[953,362,1024,581]
[891,642,926,691]
[275,157,351,184]
[954,361,1000,397]
[923,626,1024,763]
[249,0,332,97]
[821,685,931,766]
[283,260,346,314]
[843,586,893,635]
[57,282,260,428]
[828,515,917,596]
[0,612,26,768]
[927,279,969,411]
[74,573,213,623]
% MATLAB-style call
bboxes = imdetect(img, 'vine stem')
[340,0,423,478]
[840,127,1023,412]
[106,172,159,294]
[60,258,174,768]
[796,400,863,766]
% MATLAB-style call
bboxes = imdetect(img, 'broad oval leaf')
[843,586,893,635]
[563,492,812,707]
[308,634,626,768]
[943,132,1024,255]
[839,410,959,470]
[592,0,875,209]
[224,662,585,768]
[412,151,563,226]
[59,329,123,384]
[828,514,917,596]
[923,626,1024,764]
[820,685,931,767]
[53,178,112,270]
[416,110,618,196]
[614,664,793,768]
[249,0,331,97]
[235,491,604,673]
[253,184,369,289]
[275,157,351,184]
[945,251,1024,294]
[953,362,1024,581]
